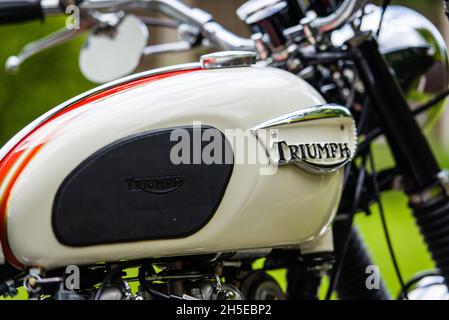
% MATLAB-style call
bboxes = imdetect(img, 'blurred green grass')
[0,17,94,143]
[1,7,448,300]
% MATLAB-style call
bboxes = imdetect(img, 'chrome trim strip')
[286,158,351,175]
[252,103,352,130]
[0,62,202,162]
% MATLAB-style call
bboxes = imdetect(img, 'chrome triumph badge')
[252,104,357,174]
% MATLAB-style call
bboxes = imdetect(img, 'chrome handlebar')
[311,0,365,34]
[81,0,256,50]
[41,0,363,48]
[6,0,363,73]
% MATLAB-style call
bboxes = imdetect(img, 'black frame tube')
[348,33,441,194]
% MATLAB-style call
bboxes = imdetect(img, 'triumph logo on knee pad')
[126,175,184,195]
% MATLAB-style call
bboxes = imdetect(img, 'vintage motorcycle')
[0,0,449,300]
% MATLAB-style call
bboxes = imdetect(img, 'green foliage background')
[0,17,94,143]
[0,0,448,300]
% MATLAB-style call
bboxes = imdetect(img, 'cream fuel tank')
[0,52,357,269]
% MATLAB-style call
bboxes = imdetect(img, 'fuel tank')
[0,54,356,269]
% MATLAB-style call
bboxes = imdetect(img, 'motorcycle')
[0,0,448,300]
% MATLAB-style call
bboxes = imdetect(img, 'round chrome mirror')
[79,14,149,84]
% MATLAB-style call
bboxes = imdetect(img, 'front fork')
[343,33,449,293]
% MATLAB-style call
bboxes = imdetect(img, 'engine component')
[96,285,128,300]
[197,280,244,300]
[54,287,87,300]
[241,271,285,300]
[0,278,17,298]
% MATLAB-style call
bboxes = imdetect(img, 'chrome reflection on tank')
[252,104,357,175]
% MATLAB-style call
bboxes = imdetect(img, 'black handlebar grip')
[0,0,43,25]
